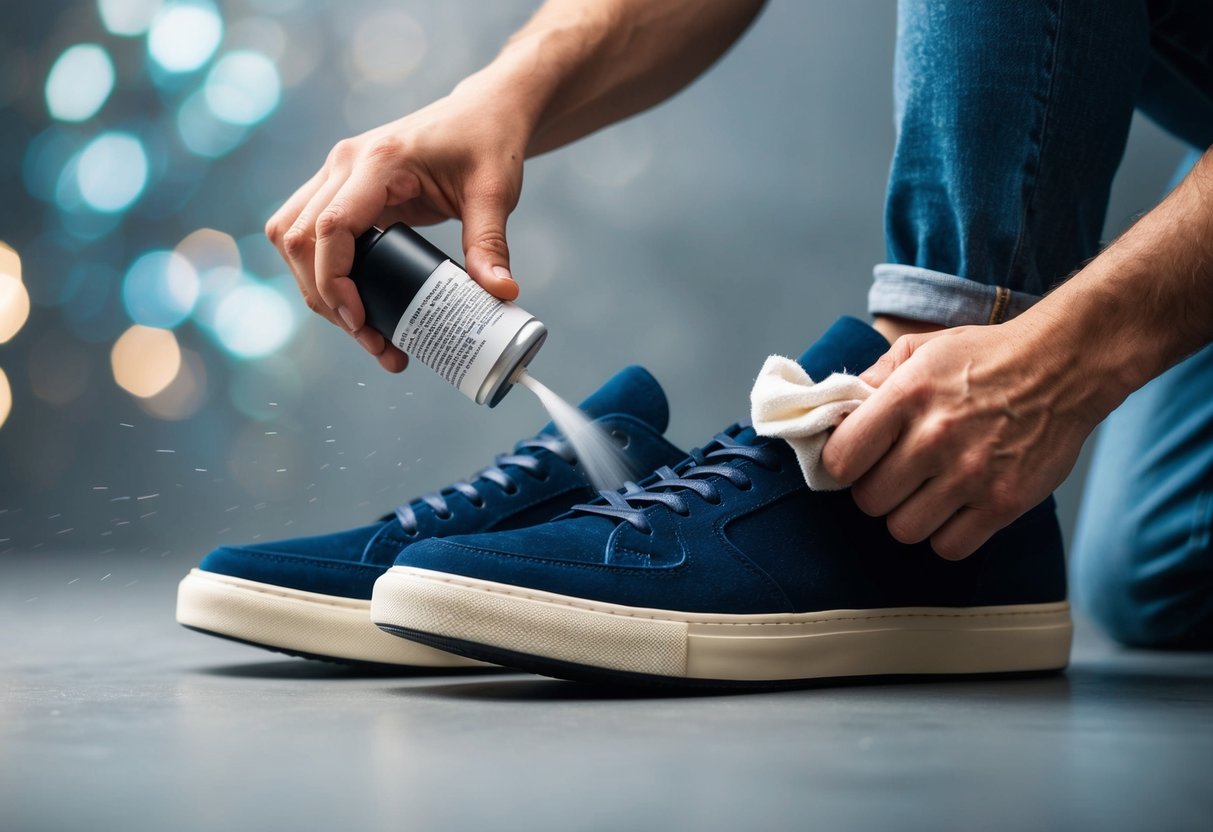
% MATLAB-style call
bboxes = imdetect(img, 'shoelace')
[570,423,779,533]
[396,434,575,534]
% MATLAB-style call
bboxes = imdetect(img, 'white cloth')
[749,355,875,491]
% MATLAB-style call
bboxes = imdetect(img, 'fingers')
[821,383,907,487]
[930,506,1003,561]
[314,162,422,332]
[825,334,924,484]
[376,343,409,373]
[282,174,350,327]
[460,186,518,301]
[353,324,409,373]
[883,474,969,546]
[850,431,946,518]
[859,332,917,387]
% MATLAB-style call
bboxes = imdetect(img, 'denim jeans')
[872,0,1213,646]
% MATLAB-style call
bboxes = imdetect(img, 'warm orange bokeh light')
[111,325,182,398]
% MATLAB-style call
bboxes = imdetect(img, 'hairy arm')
[267,0,766,370]
[492,0,768,155]
[823,147,1213,559]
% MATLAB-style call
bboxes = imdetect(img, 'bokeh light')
[205,50,280,125]
[148,1,223,73]
[75,132,149,213]
[44,44,115,122]
[177,89,248,157]
[175,228,243,327]
[122,250,200,328]
[111,324,181,397]
[212,283,296,358]
[0,368,11,430]
[0,273,31,343]
[139,347,207,419]
[176,228,241,273]
[98,0,164,36]
[0,241,20,282]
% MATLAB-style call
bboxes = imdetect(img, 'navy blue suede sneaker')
[371,317,1072,688]
[176,366,687,667]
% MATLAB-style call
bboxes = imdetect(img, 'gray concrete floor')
[3,550,1212,832]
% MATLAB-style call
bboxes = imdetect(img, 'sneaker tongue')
[541,365,670,433]
[729,317,889,447]
[795,316,890,380]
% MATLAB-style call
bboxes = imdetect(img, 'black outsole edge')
[179,623,506,676]
[375,623,1067,693]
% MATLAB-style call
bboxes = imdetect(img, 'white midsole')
[371,566,1073,681]
[177,568,489,668]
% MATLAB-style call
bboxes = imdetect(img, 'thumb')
[859,332,923,388]
[461,192,518,301]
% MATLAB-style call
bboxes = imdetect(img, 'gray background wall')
[0,0,1187,562]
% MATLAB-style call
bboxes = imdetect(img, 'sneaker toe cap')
[197,523,390,599]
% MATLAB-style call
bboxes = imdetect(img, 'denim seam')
[988,286,1011,324]
[1005,0,1064,292]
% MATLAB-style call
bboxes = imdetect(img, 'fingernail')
[355,331,378,353]
[492,265,514,283]
[337,306,356,331]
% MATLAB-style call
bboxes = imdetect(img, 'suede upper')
[197,366,687,599]
[394,318,1068,614]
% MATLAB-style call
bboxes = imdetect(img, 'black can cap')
[350,223,451,341]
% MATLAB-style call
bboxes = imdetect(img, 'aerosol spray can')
[350,223,547,407]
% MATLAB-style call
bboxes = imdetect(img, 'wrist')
[1010,275,1146,426]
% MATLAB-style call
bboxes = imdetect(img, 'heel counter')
[974,496,1068,605]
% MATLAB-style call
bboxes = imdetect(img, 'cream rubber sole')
[372,566,1072,684]
[177,568,489,668]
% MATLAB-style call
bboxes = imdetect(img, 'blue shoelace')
[396,434,575,534]
[570,423,779,533]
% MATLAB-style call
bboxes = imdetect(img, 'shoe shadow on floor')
[394,677,728,701]
[195,660,512,681]
[397,670,1074,702]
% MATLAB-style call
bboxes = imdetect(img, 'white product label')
[392,259,533,400]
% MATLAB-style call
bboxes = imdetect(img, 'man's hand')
[263,0,766,373]
[821,320,1105,560]
[265,82,528,374]
[823,146,1213,560]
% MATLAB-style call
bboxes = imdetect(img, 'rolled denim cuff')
[868,264,1041,327]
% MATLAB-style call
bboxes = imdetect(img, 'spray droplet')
[516,371,634,492]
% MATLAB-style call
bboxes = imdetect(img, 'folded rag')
[749,355,876,491]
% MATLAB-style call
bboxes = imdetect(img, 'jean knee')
[1074,530,1213,650]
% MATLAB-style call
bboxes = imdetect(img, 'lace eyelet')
[469,498,485,509]
[531,469,550,483]
[435,511,453,521]
[706,494,723,506]
[503,484,520,496]
[736,479,754,492]
[610,430,631,450]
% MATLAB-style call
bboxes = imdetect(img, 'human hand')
[265,80,529,372]
[821,319,1107,560]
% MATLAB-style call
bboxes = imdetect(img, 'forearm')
[1020,148,1213,418]
[455,0,767,156]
